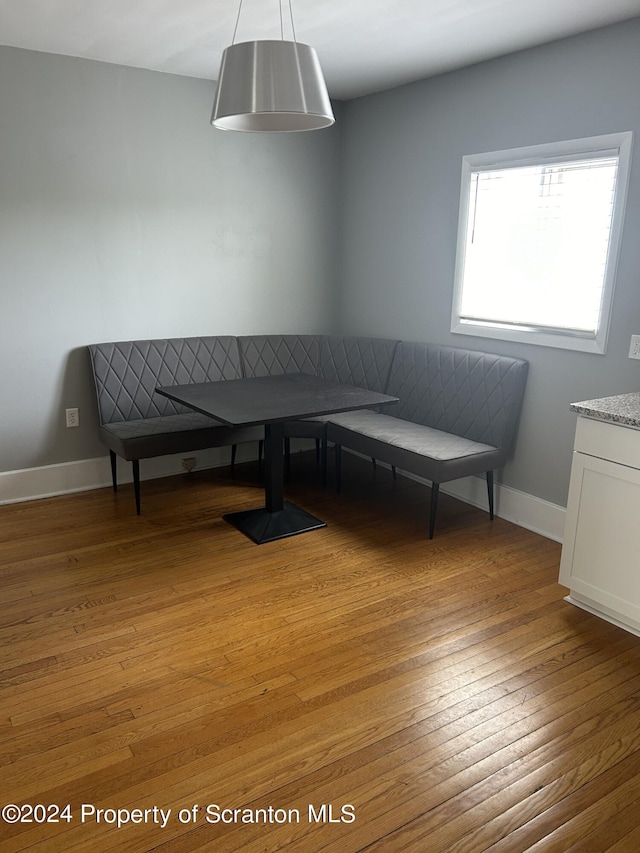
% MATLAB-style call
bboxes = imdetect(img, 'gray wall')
[0,47,341,471]
[339,19,640,508]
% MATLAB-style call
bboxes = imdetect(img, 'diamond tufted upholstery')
[88,337,264,514]
[326,341,528,537]
[90,337,244,423]
[237,335,322,378]
[385,342,527,451]
[87,334,528,534]
[319,336,399,392]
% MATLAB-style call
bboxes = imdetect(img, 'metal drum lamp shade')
[211,40,335,132]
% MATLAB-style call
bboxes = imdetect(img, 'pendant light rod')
[286,0,297,42]
[231,0,244,44]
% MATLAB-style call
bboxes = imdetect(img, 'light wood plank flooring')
[1,452,640,852]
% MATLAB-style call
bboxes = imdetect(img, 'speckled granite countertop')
[570,392,640,428]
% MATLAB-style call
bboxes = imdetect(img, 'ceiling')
[1,0,640,101]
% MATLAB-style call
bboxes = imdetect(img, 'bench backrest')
[88,337,243,424]
[319,336,400,392]
[237,335,322,377]
[88,336,528,453]
[386,342,528,451]
[238,334,400,394]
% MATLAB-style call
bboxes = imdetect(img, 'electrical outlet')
[181,457,196,472]
[65,407,80,428]
[629,335,640,360]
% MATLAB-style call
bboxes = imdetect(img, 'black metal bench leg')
[428,482,439,539]
[371,457,377,471]
[231,444,237,475]
[258,439,264,470]
[486,470,495,520]
[335,444,342,493]
[315,439,321,464]
[321,438,328,488]
[392,465,397,480]
[133,460,141,516]
[110,450,117,492]
[284,437,291,481]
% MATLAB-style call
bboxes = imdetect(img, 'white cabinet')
[559,415,640,635]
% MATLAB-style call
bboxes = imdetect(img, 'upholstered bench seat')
[326,341,528,537]
[99,412,260,460]
[326,410,497,460]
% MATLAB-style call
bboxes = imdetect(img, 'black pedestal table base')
[223,501,326,545]
[224,421,326,544]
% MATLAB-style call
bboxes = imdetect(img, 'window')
[451,133,633,353]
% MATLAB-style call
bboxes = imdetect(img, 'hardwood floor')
[1,452,640,852]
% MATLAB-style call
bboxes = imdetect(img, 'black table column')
[264,423,284,513]
[223,422,326,544]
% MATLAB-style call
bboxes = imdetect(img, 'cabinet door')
[559,451,640,630]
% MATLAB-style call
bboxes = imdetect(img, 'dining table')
[156,372,398,544]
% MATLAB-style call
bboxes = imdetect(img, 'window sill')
[451,320,606,354]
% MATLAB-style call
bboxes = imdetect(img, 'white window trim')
[450,132,634,354]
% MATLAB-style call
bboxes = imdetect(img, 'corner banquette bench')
[89,334,527,536]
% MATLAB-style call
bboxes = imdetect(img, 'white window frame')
[450,132,634,354]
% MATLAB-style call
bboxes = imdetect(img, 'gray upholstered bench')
[88,337,263,514]
[88,334,528,536]
[326,342,528,537]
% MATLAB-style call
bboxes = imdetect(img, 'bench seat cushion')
[100,413,263,461]
[327,411,496,460]
[327,410,504,485]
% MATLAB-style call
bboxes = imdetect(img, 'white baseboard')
[0,445,566,544]
[344,450,566,543]
[438,474,565,543]
[0,444,258,506]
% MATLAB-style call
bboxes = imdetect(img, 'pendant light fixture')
[211,0,335,132]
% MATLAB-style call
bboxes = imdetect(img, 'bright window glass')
[451,133,633,353]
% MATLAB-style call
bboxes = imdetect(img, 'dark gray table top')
[156,372,398,427]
